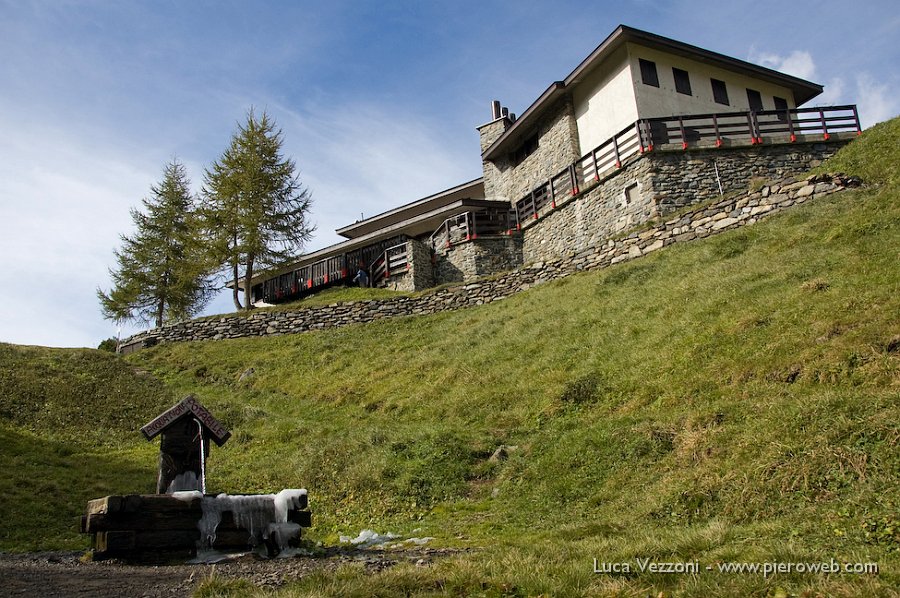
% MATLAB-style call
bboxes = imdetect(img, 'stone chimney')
[477,100,512,153]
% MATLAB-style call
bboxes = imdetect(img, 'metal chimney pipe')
[491,100,501,120]
[501,106,509,119]
[509,113,517,122]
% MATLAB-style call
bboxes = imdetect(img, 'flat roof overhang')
[232,197,509,290]
[335,178,485,239]
[482,25,824,161]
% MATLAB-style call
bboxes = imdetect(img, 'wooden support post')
[612,135,621,169]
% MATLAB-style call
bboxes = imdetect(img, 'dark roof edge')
[335,177,484,237]
[610,26,823,101]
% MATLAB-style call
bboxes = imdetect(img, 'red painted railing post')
[788,108,796,142]
[549,178,556,209]
[746,113,757,144]
[713,114,722,147]
[820,109,830,140]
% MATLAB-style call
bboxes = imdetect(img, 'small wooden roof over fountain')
[141,395,231,446]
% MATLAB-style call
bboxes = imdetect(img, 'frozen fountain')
[81,395,312,560]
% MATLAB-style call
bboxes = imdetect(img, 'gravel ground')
[0,547,463,597]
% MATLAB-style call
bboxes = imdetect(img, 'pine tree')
[98,160,214,327]
[202,109,314,310]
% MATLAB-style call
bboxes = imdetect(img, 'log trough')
[81,491,311,560]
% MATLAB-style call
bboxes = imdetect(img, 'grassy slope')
[2,118,898,596]
[0,344,175,549]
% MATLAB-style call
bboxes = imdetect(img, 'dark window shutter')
[639,59,659,88]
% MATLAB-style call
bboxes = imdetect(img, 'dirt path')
[0,548,459,597]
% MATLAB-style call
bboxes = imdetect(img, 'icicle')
[195,489,307,556]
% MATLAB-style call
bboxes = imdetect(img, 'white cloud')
[855,73,899,128]
[275,100,480,253]
[748,49,817,81]
[746,47,898,128]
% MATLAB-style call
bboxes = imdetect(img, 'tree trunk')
[231,260,243,311]
[155,295,164,329]
[243,257,255,311]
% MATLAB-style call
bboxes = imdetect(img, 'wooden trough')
[82,492,311,560]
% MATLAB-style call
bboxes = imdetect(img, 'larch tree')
[98,160,214,328]
[202,109,314,310]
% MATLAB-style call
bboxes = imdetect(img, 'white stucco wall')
[627,43,798,119]
[572,46,639,156]
[572,43,801,157]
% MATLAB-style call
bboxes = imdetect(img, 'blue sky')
[1,0,897,348]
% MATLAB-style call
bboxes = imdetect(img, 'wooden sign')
[141,395,230,446]
[141,395,230,494]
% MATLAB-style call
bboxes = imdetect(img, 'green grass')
[2,118,899,596]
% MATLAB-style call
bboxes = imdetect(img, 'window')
[624,183,639,206]
[673,67,692,95]
[773,96,789,122]
[639,59,659,87]
[511,132,539,166]
[711,78,729,105]
[747,88,763,111]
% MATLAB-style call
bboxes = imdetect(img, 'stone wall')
[407,238,434,291]
[477,118,510,152]
[119,173,857,352]
[521,155,656,264]
[520,139,850,265]
[482,96,581,202]
[434,236,523,285]
[648,140,846,212]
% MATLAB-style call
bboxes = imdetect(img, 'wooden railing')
[430,208,516,249]
[642,105,860,149]
[512,105,860,223]
[253,235,409,303]
[370,242,409,287]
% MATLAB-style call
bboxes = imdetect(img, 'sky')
[1,0,897,348]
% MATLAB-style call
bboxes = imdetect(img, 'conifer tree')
[202,109,314,310]
[98,160,214,327]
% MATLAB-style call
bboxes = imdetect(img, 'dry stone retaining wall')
[119,173,857,352]
[520,140,846,265]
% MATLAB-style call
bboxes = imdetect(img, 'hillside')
[1,117,898,596]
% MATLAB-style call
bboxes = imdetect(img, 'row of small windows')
[638,58,789,112]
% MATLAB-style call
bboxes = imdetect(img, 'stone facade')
[481,96,581,202]
[518,139,848,266]
[407,238,433,291]
[435,236,523,284]
[647,140,845,213]
[119,173,858,352]
[477,118,509,153]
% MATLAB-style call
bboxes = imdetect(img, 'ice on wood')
[197,489,308,555]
